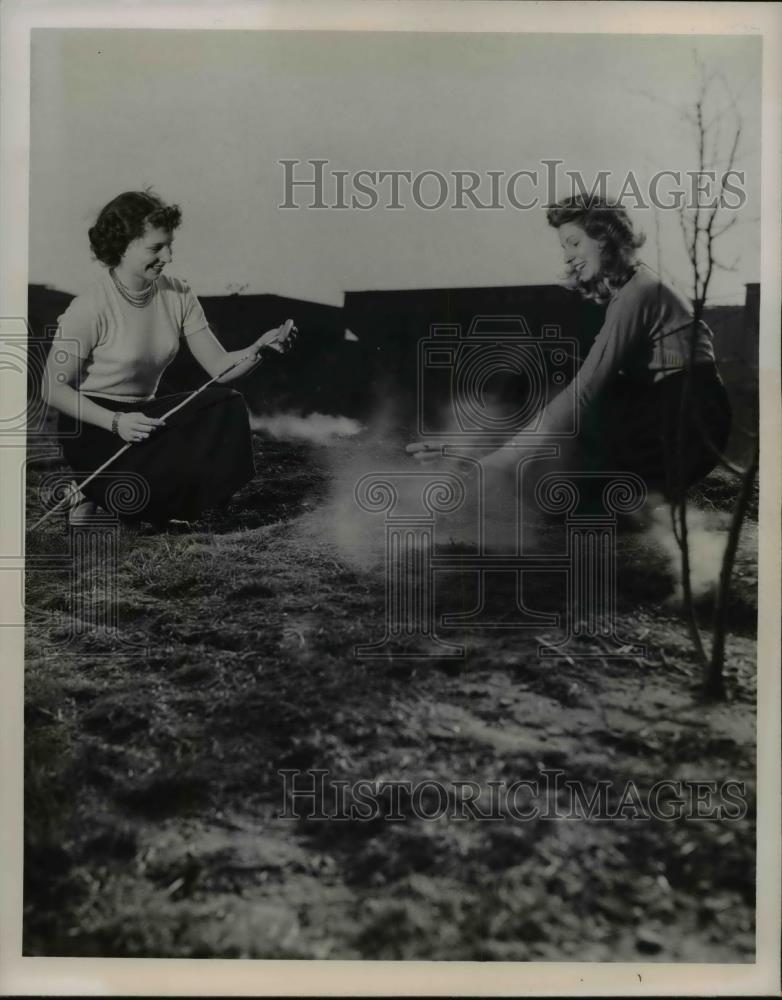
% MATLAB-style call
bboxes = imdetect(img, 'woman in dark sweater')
[411,195,731,500]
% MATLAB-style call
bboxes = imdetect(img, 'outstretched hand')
[405,441,479,477]
[406,440,448,466]
[407,440,522,486]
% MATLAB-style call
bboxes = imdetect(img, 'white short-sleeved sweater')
[53,269,211,402]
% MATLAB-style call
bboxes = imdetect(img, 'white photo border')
[1,1,779,996]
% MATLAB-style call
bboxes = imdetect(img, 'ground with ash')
[24,431,757,960]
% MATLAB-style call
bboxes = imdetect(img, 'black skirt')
[573,363,732,494]
[58,387,256,523]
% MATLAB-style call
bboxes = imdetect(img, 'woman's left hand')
[253,319,298,357]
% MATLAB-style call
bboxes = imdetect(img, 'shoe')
[67,481,98,526]
[166,518,193,534]
[149,518,193,534]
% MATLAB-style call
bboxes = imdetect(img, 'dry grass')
[23,435,757,960]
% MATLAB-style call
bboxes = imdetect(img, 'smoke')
[273,397,730,613]
[318,444,412,570]
[314,423,730,605]
[309,408,536,573]
[250,411,364,445]
[644,496,728,602]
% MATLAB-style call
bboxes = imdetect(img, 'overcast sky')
[29,30,761,306]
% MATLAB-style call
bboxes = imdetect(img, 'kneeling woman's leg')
[59,387,256,523]
[656,366,732,494]
[580,366,732,496]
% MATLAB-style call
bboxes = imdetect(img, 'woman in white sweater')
[42,189,294,528]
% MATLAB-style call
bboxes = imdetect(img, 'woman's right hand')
[406,440,446,464]
[115,412,166,443]
[407,440,518,483]
[405,441,479,478]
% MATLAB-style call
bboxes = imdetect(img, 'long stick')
[29,330,289,532]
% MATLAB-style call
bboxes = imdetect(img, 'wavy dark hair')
[88,189,182,267]
[546,195,646,302]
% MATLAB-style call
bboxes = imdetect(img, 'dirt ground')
[23,431,757,961]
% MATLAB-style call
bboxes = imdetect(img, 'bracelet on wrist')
[111,412,121,436]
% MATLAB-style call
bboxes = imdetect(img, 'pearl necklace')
[110,268,155,308]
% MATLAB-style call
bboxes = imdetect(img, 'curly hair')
[88,189,182,267]
[545,195,646,302]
